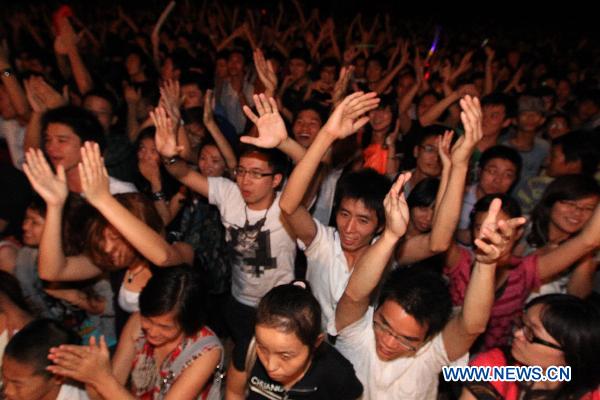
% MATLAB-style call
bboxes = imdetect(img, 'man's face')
[2,357,61,400]
[481,104,508,138]
[373,301,428,361]
[414,136,442,178]
[517,111,545,133]
[293,109,322,148]
[478,158,518,195]
[227,53,245,78]
[181,84,203,109]
[288,58,308,81]
[547,144,580,177]
[44,123,83,172]
[366,60,383,83]
[235,153,281,209]
[83,96,114,133]
[335,198,379,253]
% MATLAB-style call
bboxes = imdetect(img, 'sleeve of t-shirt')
[332,306,372,345]
[208,176,239,211]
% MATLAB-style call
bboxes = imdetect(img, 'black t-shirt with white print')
[246,342,363,400]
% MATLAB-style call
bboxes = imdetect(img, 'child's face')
[22,208,45,247]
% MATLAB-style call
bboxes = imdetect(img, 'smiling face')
[335,198,379,253]
[511,304,565,369]
[198,144,226,177]
[549,195,599,237]
[140,309,184,347]
[43,123,83,173]
[368,106,393,133]
[293,109,322,148]
[1,357,61,400]
[254,324,314,386]
[22,208,45,247]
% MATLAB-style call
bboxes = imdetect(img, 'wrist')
[382,229,403,242]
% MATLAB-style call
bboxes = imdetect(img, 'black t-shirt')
[246,342,363,400]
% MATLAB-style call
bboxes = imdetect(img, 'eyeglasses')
[419,144,438,154]
[372,318,419,352]
[233,167,276,179]
[557,200,596,214]
[514,314,562,351]
[482,167,516,180]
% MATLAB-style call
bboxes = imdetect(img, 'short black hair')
[407,178,440,209]
[180,71,211,92]
[139,266,206,336]
[415,124,447,147]
[42,106,106,152]
[4,319,80,379]
[478,145,522,190]
[377,268,452,340]
[257,281,322,349]
[552,130,599,176]
[334,168,392,230]
[288,47,312,65]
[481,93,516,119]
[238,144,288,177]
[294,101,328,126]
[469,194,522,233]
[83,88,118,114]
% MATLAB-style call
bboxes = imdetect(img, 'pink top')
[444,246,540,351]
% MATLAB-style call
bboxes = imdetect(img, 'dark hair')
[415,124,447,147]
[551,130,599,176]
[238,144,288,177]
[180,71,211,92]
[527,175,600,247]
[479,145,522,191]
[294,101,328,126]
[407,178,440,209]
[4,319,79,378]
[0,270,32,315]
[42,106,106,152]
[318,57,340,74]
[27,195,47,218]
[139,266,206,336]
[469,194,522,233]
[133,127,180,197]
[525,294,600,399]
[288,47,312,65]
[83,88,118,115]
[334,168,392,230]
[377,268,452,340]
[87,193,164,269]
[256,281,322,349]
[481,92,515,119]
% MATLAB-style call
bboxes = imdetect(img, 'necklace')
[127,265,146,284]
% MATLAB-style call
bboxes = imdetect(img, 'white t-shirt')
[333,307,468,400]
[208,177,296,307]
[56,382,90,400]
[299,219,351,335]
[108,176,137,194]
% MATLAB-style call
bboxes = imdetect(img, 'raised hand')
[450,95,483,165]
[203,89,216,127]
[241,94,288,148]
[321,91,380,140]
[159,79,182,122]
[151,106,183,159]
[23,149,68,206]
[437,130,454,170]
[253,49,277,96]
[474,198,526,265]
[383,171,411,239]
[47,335,112,386]
[332,65,354,107]
[123,82,141,105]
[79,142,111,207]
[24,77,67,112]
[54,16,79,55]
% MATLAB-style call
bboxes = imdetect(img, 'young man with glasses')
[152,103,299,378]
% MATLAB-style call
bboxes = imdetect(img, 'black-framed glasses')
[419,144,438,154]
[233,167,276,179]
[514,315,563,351]
[372,318,419,352]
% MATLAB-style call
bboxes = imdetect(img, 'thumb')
[239,136,260,146]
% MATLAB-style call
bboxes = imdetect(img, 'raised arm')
[79,142,193,267]
[151,1,176,69]
[399,96,483,264]
[372,40,409,94]
[23,149,102,281]
[253,48,278,98]
[152,106,209,198]
[241,94,306,164]
[54,16,94,95]
[336,172,411,332]
[203,89,237,170]
[536,203,600,281]
[443,198,521,361]
[0,43,30,119]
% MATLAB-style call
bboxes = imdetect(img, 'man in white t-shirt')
[1,319,89,400]
[333,158,517,399]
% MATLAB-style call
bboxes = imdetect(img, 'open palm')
[23,149,68,206]
[241,94,288,148]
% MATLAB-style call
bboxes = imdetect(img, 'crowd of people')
[0,1,599,399]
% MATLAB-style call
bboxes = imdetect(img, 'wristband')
[162,156,179,166]
[1,68,14,78]
[151,191,167,201]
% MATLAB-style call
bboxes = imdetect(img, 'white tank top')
[118,283,140,313]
